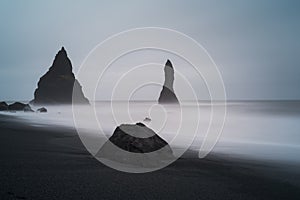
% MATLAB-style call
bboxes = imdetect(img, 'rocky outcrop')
[32,47,89,105]
[37,107,47,113]
[108,122,169,153]
[8,102,34,112]
[143,117,151,122]
[158,60,179,104]
[96,122,174,167]
[0,102,8,111]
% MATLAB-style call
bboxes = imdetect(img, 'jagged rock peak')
[61,46,66,52]
[165,59,173,68]
[55,46,68,58]
[49,46,72,75]
[32,47,89,105]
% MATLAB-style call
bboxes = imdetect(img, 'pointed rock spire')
[158,60,179,104]
[165,59,172,68]
[32,47,89,104]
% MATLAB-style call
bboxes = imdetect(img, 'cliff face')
[32,47,89,104]
[158,60,179,104]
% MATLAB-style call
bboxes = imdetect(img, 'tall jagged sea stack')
[158,60,179,104]
[32,47,89,104]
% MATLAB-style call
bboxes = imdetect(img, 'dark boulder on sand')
[96,122,174,167]
[109,122,170,153]
[8,102,34,112]
[0,102,8,111]
[32,47,89,105]
[158,60,179,104]
[37,107,47,113]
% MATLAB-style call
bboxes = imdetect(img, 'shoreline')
[0,114,300,199]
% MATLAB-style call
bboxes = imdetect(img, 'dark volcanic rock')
[158,60,179,104]
[8,102,34,112]
[24,105,34,112]
[37,107,47,113]
[8,102,27,111]
[96,122,174,167]
[143,117,151,122]
[109,122,169,153]
[32,47,89,105]
[0,102,8,111]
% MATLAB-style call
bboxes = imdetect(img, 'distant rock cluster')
[0,101,47,113]
[0,102,8,111]
[31,47,89,105]
[8,102,34,112]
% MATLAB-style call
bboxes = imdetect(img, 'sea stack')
[158,60,179,104]
[32,47,89,104]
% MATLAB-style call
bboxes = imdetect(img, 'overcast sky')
[0,0,299,101]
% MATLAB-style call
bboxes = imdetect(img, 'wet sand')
[0,114,299,200]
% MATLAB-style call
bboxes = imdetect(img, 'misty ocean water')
[2,101,300,164]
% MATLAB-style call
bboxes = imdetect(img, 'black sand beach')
[0,114,300,200]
